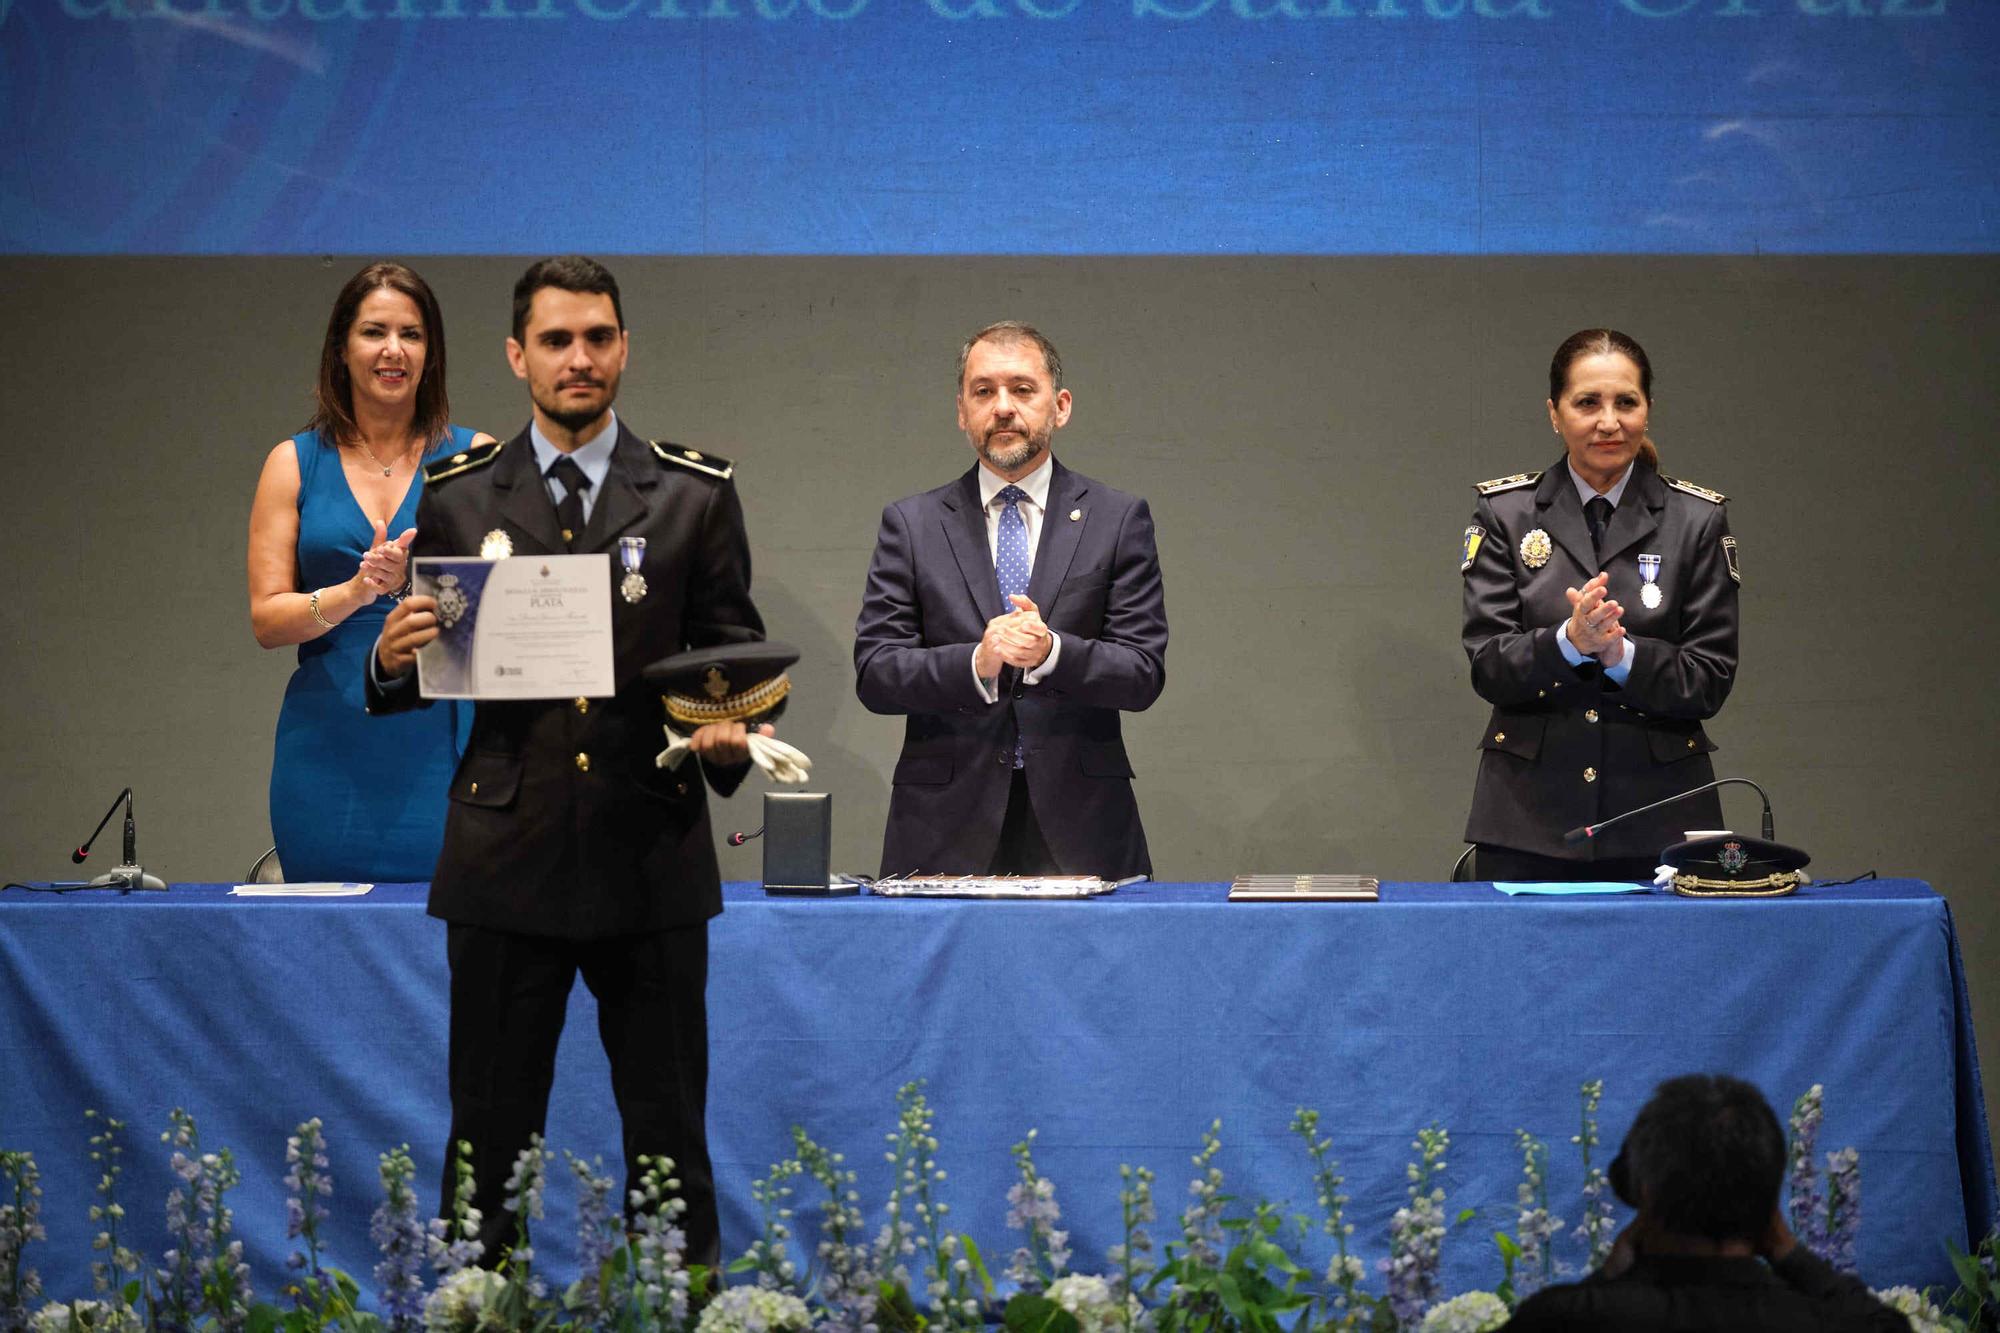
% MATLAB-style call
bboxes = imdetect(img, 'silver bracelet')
[308,588,333,630]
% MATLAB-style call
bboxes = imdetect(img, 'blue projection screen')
[2,0,1994,254]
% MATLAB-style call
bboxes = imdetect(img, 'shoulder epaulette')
[424,439,503,483]
[1662,475,1728,504]
[651,440,733,481]
[1475,470,1541,496]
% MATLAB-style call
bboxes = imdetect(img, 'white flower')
[1870,1286,1958,1333]
[423,1266,512,1332]
[30,1301,142,1333]
[1045,1273,1144,1333]
[694,1284,813,1333]
[1418,1290,1510,1333]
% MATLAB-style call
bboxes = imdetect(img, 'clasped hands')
[975,593,1053,680]
[357,518,418,599]
[1565,571,1627,667]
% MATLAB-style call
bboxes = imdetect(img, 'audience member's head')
[1610,1073,1786,1243]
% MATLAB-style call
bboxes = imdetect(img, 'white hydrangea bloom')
[1046,1273,1143,1333]
[423,1266,513,1332]
[1418,1290,1510,1333]
[30,1302,142,1333]
[694,1284,814,1333]
[1870,1286,1957,1333]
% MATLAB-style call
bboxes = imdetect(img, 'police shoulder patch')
[423,438,503,483]
[651,440,733,481]
[1461,524,1487,574]
[1722,535,1741,584]
[1475,470,1541,496]
[1664,475,1728,505]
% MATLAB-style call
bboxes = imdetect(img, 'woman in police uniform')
[1461,329,1740,881]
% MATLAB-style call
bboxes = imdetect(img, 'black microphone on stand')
[71,788,167,892]
[1563,777,1775,846]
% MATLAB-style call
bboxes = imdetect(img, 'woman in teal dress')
[247,262,491,882]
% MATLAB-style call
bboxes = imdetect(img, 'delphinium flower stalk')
[874,1087,922,1293]
[1511,1130,1562,1300]
[1380,1125,1449,1327]
[1570,1083,1615,1271]
[501,1135,548,1300]
[559,1152,623,1329]
[1177,1121,1226,1271]
[84,1112,139,1306]
[629,1155,694,1330]
[1822,1147,1861,1274]
[1004,1130,1070,1294]
[427,1139,484,1277]
[741,1153,804,1291]
[370,1144,428,1330]
[284,1118,334,1284]
[792,1129,879,1333]
[157,1109,252,1333]
[1104,1164,1155,1333]
[1786,1085,1828,1257]
[1290,1108,1364,1324]
[877,1084,978,1331]
[1,1149,46,1333]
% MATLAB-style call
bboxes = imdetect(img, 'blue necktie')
[994,485,1030,768]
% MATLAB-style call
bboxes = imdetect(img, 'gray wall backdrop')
[3,255,1996,1149]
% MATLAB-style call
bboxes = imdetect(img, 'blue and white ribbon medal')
[1637,553,1663,610]
[619,536,649,604]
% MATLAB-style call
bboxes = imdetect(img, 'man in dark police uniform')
[368,256,763,1265]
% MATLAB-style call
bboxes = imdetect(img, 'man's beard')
[980,424,1049,473]
[535,380,615,434]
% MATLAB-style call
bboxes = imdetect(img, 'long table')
[1,879,1992,1306]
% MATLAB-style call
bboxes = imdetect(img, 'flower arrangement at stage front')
[1,1083,1995,1333]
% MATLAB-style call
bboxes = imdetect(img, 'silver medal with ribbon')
[1638,553,1663,610]
[619,536,649,604]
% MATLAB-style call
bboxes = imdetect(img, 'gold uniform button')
[1493,732,1506,743]
[1687,738,1698,750]
[451,452,467,464]
[469,781,478,795]
[1583,767,1598,783]
[1537,690,1546,699]
[575,753,590,773]
[676,782,689,797]
[1585,709,1599,723]
[574,697,590,714]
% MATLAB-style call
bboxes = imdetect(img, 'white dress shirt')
[973,455,1062,700]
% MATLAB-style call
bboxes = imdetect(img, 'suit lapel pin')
[1638,553,1663,609]
[480,529,513,560]
[1069,508,1082,522]
[619,536,649,604]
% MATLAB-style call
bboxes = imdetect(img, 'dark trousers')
[988,768,1060,875]
[442,921,718,1269]
[1474,844,1659,884]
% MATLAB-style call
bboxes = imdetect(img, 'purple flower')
[370,1145,428,1329]
[1380,1126,1450,1325]
[1787,1086,1828,1255]
[2,1149,48,1329]
[1570,1082,1616,1270]
[1823,1147,1861,1274]
[1004,1130,1071,1292]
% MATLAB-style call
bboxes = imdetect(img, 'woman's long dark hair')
[308,261,451,448]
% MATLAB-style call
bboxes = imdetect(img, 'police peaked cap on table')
[1661,834,1811,898]
[644,641,797,730]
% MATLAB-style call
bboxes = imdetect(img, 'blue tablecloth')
[1,879,1992,1304]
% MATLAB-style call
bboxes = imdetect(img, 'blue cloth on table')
[0,879,1990,1304]
[268,428,475,882]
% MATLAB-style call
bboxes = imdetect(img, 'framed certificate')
[413,555,616,700]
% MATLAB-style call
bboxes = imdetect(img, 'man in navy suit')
[854,322,1168,879]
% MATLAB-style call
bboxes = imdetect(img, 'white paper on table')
[414,555,616,700]
[229,883,374,897]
